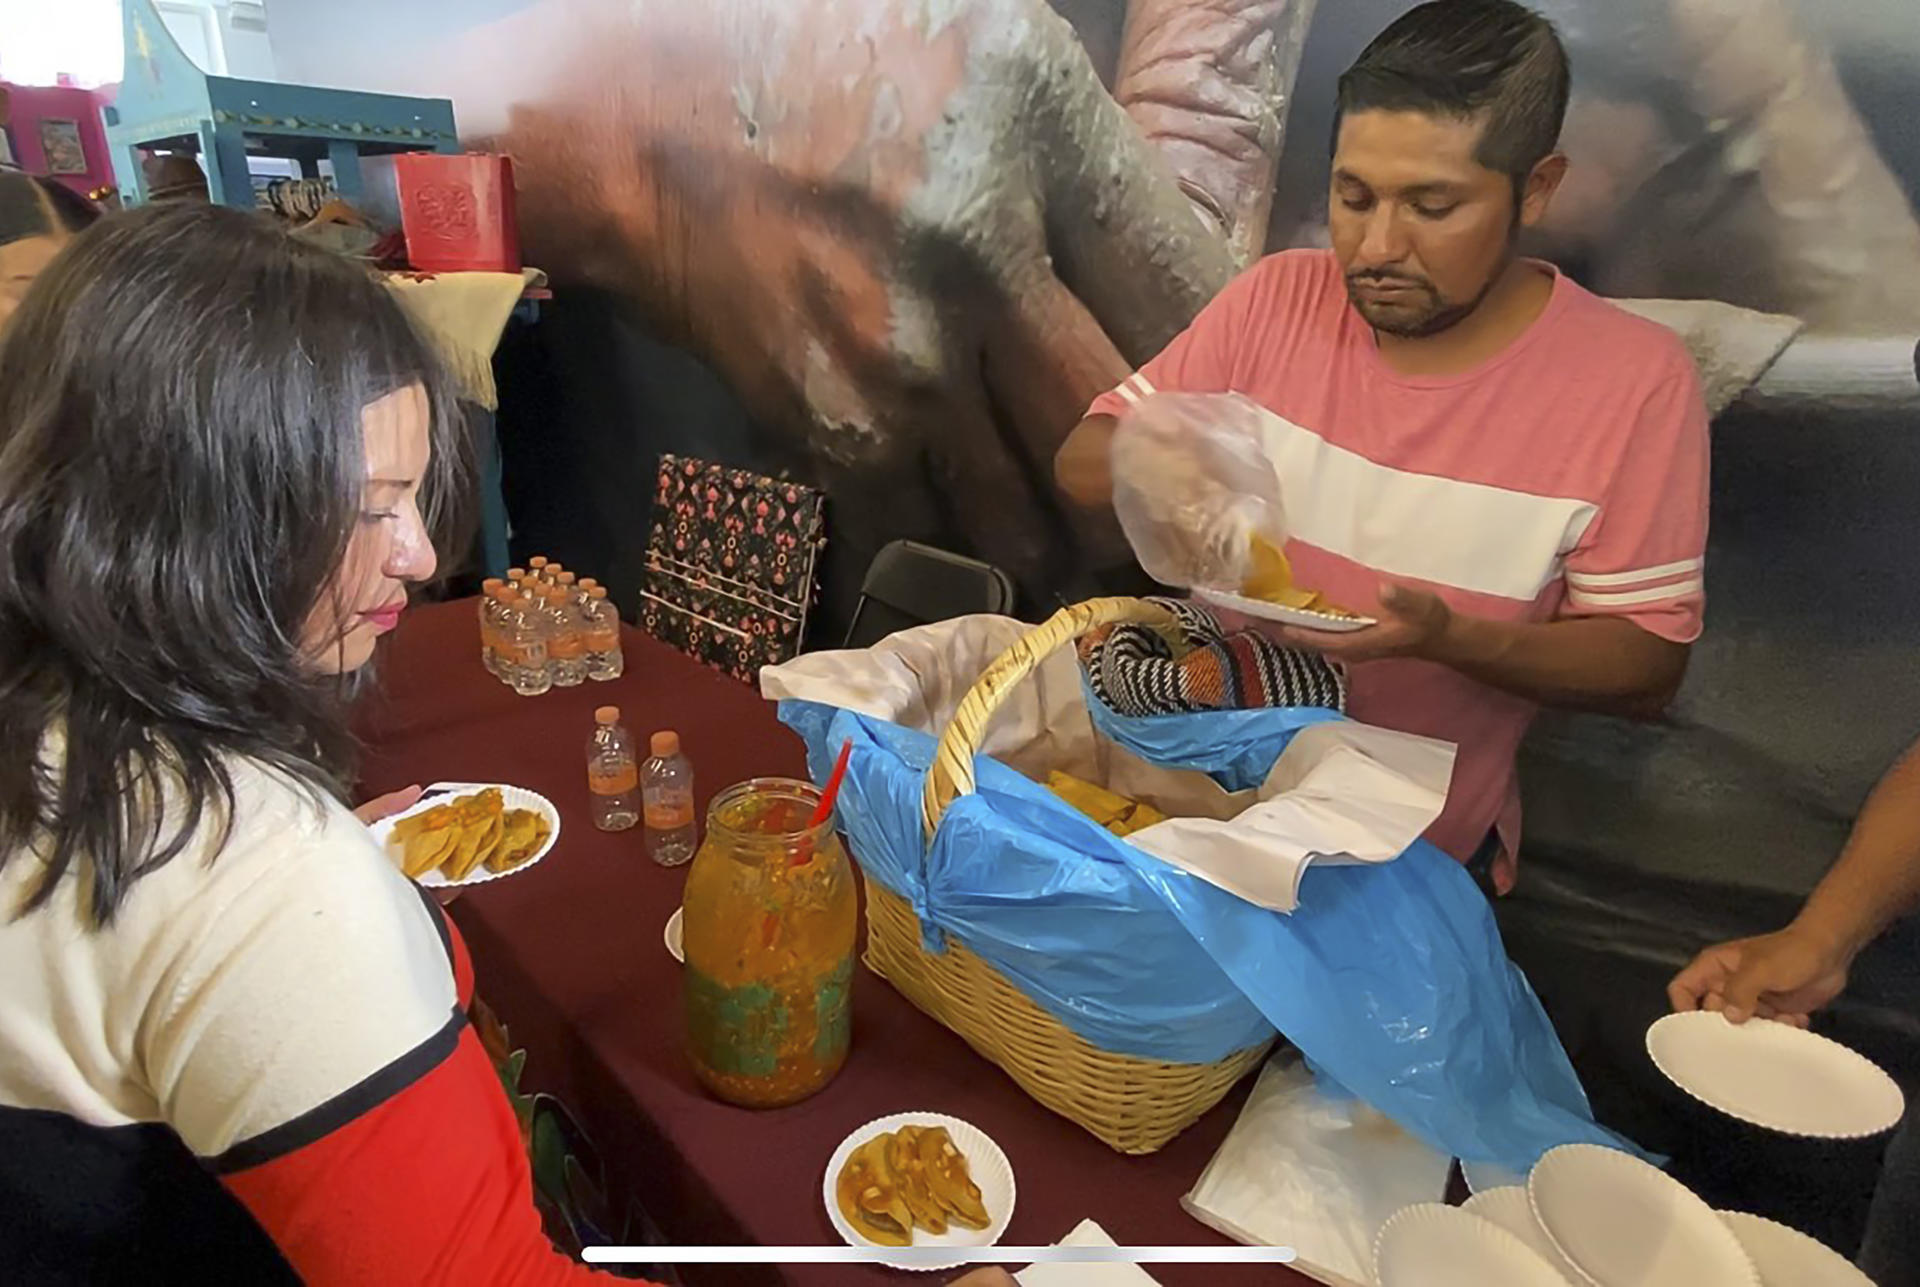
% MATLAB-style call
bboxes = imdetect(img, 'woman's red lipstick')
[359,599,407,632]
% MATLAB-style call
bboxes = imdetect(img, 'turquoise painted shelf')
[101,0,458,208]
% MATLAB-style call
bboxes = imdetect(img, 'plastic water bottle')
[583,585,624,681]
[528,555,550,585]
[507,590,552,696]
[479,578,505,677]
[643,731,697,866]
[587,706,640,831]
[543,586,588,687]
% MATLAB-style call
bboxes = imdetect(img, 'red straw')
[811,739,855,826]
[790,739,854,868]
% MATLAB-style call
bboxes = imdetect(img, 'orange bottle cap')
[651,731,679,757]
[588,586,608,599]
[557,571,577,586]
[507,568,526,580]
[530,556,549,569]
[595,706,620,724]
[482,577,504,592]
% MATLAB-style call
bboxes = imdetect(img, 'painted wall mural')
[433,0,1283,608]
[279,0,1920,887]
[399,0,1920,616]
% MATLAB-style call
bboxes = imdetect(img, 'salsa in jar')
[683,777,857,1107]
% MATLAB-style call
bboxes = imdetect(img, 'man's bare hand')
[1267,583,1454,663]
[1667,926,1852,1026]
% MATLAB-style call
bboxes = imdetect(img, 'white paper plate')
[664,906,684,963]
[1374,1204,1568,1287]
[1194,586,1376,633]
[1646,1011,1904,1139]
[1718,1211,1874,1287]
[1463,1160,1528,1195]
[1529,1143,1758,1287]
[822,1112,1015,1271]
[369,781,560,889]
[1463,1185,1587,1282]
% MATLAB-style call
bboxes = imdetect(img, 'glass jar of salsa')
[683,777,857,1108]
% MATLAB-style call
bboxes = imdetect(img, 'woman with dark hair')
[0,171,98,328]
[0,200,1022,1287]
[0,201,621,1285]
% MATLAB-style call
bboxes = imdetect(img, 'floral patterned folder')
[639,455,826,683]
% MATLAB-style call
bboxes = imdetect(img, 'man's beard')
[1344,258,1506,339]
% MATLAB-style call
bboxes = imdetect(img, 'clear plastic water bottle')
[643,731,697,866]
[528,555,550,586]
[583,585,624,681]
[543,586,588,687]
[507,590,552,697]
[479,578,505,677]
[587,706,641,831]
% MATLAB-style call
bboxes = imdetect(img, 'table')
[355,600,1306,1286]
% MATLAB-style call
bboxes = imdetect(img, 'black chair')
[842,540,1018,649]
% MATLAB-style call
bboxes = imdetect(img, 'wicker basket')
[860,597,1275,1155]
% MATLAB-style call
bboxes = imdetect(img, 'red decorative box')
[394,153,520,274]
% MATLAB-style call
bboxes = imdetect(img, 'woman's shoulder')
[0,756,458,1158]
[133,763,462,1159]
[130,758,419,929]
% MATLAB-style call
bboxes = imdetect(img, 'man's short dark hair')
[1334,0,1571,183]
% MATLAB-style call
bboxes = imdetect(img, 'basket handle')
[919,597,1182,841]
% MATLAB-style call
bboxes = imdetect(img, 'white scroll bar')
[584,1245,1298,1265]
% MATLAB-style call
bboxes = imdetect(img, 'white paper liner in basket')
[761,614,1453,914]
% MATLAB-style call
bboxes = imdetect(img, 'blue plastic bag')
[1084,682,1341,791]
[780,696,1648,1171]
[781,700,1276,1064]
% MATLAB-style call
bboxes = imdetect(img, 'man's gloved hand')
[1111,392,1287,591]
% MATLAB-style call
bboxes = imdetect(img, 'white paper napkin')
[1183,1053,1452,1287]
[1015,1220,1162,1286]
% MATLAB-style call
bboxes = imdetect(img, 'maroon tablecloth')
[355,599,1304,1286]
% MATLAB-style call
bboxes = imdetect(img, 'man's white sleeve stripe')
[1131,372,1158,397]
[1114,381,1142,407]
[1566,557,1704,589]
[1567,577,1705,609]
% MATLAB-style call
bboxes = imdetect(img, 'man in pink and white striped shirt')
[1057,1,1708,894]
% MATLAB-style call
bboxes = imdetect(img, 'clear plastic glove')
[1110,392,1288,592]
